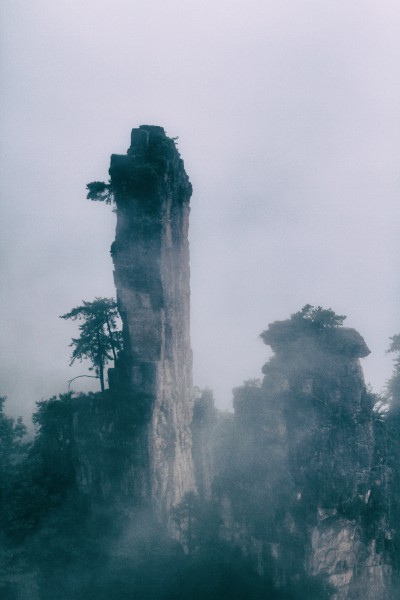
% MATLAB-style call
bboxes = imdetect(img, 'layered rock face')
[221,317,392,598]
[109,126,195,516]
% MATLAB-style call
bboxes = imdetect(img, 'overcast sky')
[1,0,399,421]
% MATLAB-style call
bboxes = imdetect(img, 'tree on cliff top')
[261,305,348,351]
[291,304,346,329]
[60,298,122,392]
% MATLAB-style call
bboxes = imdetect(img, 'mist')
[1,4,400,594]
[0,0,399,419]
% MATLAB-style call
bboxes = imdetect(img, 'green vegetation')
[60,297,122,392]
[261,304,347,348]
[86,181,114,204]
[387,333,400,406]
[291,304,346,329]
[1,394,76,543]
[0,397,28,529]
[0,397,27,476]
[1,308,399,598]
[385,334,400,592]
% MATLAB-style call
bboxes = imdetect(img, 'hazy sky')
[1,0,399,420]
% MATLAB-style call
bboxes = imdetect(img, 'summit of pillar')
[128,125,170,156]
[109,125,191,202]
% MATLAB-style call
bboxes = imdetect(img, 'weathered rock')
[224,316,392,598]
[261,320,371,358]
[310,518,391,600]
[69,127,195,522]
[110,125,195,517]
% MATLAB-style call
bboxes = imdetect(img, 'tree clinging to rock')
[60,297,122,392]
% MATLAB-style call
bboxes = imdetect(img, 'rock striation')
[109,125,195,517]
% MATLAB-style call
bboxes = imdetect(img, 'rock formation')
[109,125,195,517]
[63,133,397,596]
[213,311,393,598]
[4,128,398,599]
[72,126,195,519]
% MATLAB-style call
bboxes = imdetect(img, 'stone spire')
[109,125,195,516]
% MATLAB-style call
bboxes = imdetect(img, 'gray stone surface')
[222,319,392,597]
[110,126,195,517]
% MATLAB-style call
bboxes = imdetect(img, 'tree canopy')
[86,181,114,204]
[261,305,351,354]
[60,298,122,392]
[291,304,346,330]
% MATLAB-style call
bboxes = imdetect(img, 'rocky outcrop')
[109,126,195,517]
[221,314,392,598]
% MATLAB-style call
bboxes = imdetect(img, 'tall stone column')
[109,125,195,516]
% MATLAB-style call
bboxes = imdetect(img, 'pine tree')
[60,298,122,392]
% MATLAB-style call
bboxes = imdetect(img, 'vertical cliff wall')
[109,125,195,516]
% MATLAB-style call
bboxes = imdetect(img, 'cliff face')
[71,127,195,518]
[109,126,195,516]
[219,317,392,598]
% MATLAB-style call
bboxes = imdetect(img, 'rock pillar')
[109,125,195,516]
